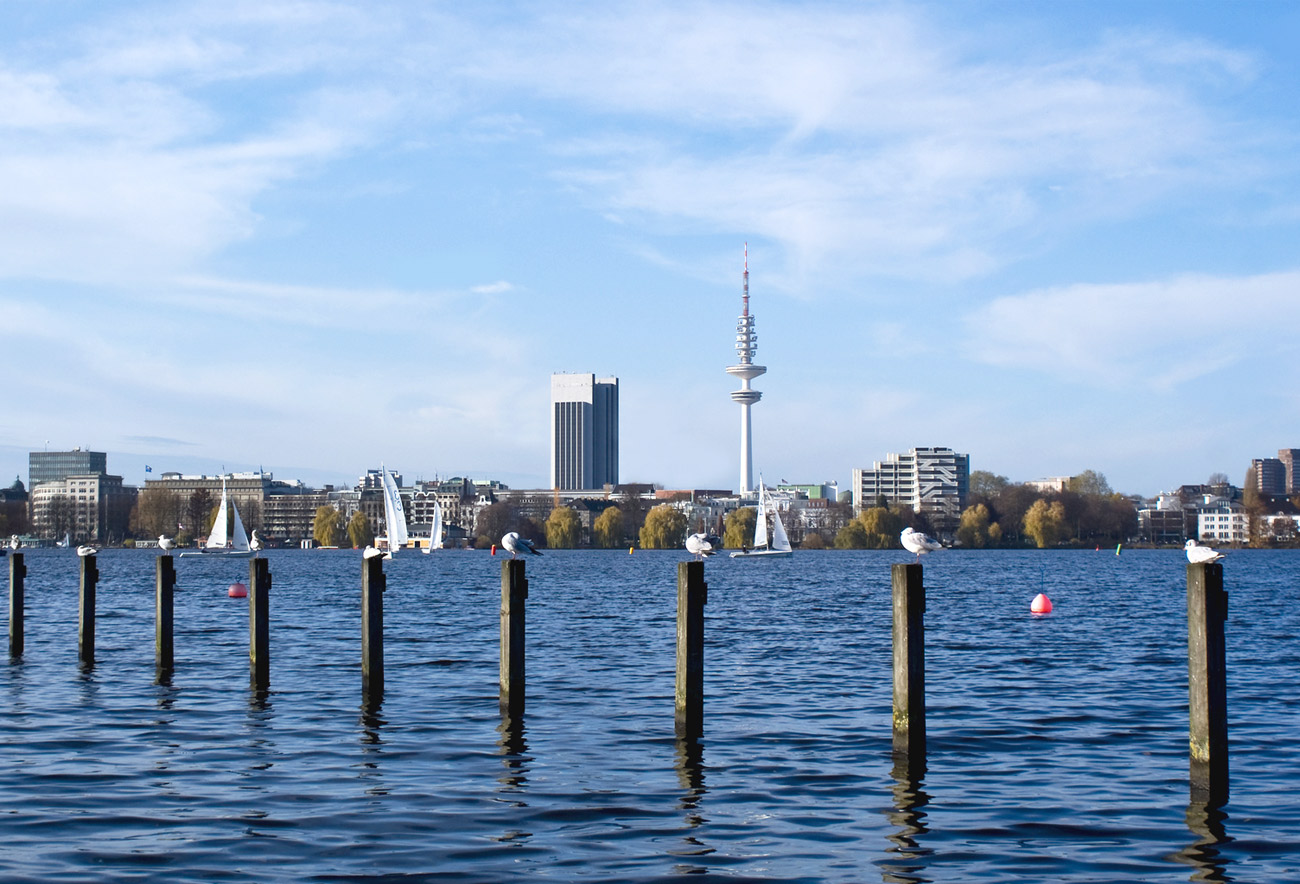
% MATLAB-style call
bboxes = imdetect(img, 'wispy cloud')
[963,271,1300,389]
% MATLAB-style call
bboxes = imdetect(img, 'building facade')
[550,373,619,491]
[852,447,970,533]
[30,473,134,543]
[1251,458,1287,496]
[29,448,107,488]
[1277,449,1300,495]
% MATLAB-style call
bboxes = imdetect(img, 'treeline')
[958,469,1136,548]
[829,469,1138,550]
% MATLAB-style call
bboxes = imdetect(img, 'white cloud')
[964,271,1300,389]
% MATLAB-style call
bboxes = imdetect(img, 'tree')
[347,509,373,549]
[834,521,868,549]
[723,507,756,549]
[186,489,213,542]
[858,506,903,549]
[592,505,624,549]
[545,507,582,549]
[969,471,1011,498]
[313,505,346,547]
[957,503,993,548]
[1067,470,1112,498]
[45,495,76,540]
[640,504,687,549]
[801,532,827,549]
[131,487,182,539]
[474,502,519,548]
[1023,499,1067,549]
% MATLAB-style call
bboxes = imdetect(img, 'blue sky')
[3,1,1299,497]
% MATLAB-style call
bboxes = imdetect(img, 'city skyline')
[4,3,1300,498]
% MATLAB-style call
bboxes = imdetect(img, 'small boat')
[423,499,444,553]
[181,478,252,557]
[380,464,408,558]
[56,532,70,549]
[730,476,793,559]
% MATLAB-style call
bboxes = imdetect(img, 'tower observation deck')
[726,244,766,495]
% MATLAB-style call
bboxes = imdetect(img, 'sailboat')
[423,499,444,554]
[181,478,252,557]
[56,532,70,548]
[730,476,793,559]
[380,465,408,558]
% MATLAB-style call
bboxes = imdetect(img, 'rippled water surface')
[2,548,1298,882]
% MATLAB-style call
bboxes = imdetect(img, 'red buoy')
[228,582,248,598]
[490,544,496,556]
[1030,592,1052,614]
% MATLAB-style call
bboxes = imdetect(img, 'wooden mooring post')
[499,559,528,718]
[8,552,24,658]
[362,555,385,702]
[1187,562,1228,806]
[78,553,99,667]
[892,563,925,765]
[156,555,175,678]
[675,561,707,739]
[249,557,271,691]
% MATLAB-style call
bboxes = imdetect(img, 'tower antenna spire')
[726,243,766,495]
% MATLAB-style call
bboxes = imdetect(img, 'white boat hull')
[180,549,253,558]
[729,548,793,559]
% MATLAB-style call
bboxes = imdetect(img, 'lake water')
[2,548,1298,883]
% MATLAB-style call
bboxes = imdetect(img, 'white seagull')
[250,530,263,555]
[76,544,99,557]
[901,526,942,561]
[685,532,722,559]
[362,545,386,560]
[158,534,175,553]
[1185,539,1226,564]
[8,535,19,550]
[501,532,541,558]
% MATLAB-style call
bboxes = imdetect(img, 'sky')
[3,0,1299,498]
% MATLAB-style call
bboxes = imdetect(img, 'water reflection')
[670,736,714,873]
[1172,803,1234,882]
[496,715,530,795]
[877,758,933,884]
[357,700,388,796]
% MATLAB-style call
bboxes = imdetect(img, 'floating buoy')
[629,546,634,555]
[1030,592,1052,614]
[490,544,496,556]
[228,581,248,599]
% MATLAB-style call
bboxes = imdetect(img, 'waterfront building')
[550,373,619,491]
[144,471,270,528]
[852,447,970,533]
[1024,477,1071,494]
[1196,498,1247,544]
[1137,493,1190,544]
[1278,449,1300,494]
[29,473,134,544]
[725,246,765,495]
[29,448,107,488]
[1251,457,1287,496]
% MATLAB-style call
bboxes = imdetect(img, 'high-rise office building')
[550,373,619,490]
[1278,449,1300,495]
[852,447,970,533]
[29,448,107,488]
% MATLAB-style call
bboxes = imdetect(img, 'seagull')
[501,532,541,558]
[8,535,19,550]
[158,534,175,553]
[1185,539,1226,564]
[76,545,99,557]
[362,545,386,560]
[685,532,722,560]
[901,526,942,561]
[249,530,262,555]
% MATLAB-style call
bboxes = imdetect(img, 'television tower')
[726,244,766,496]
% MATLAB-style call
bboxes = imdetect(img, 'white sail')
[206,482,229,549]
[425,500,444,553]
[752,479,770,550]
[771,503,792,553]
[381,466,408,553]
[230,498,250,553]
